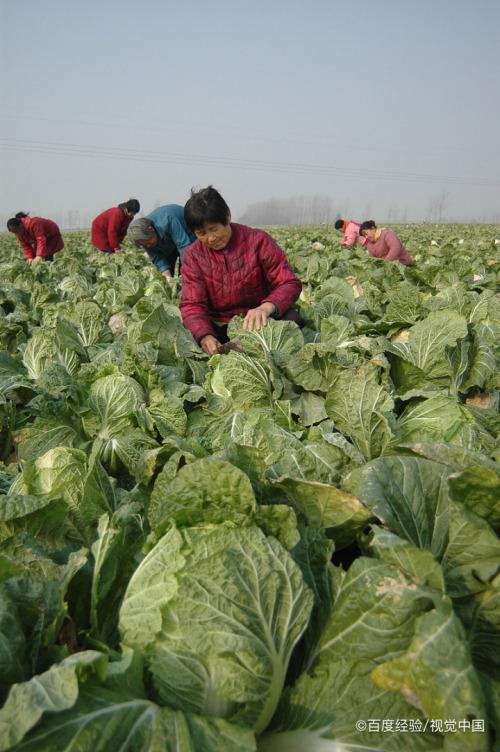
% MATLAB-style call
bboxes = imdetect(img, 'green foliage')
[0,225,497,749]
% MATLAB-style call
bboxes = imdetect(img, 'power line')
[1,137,498,187]
[0,113,478,159]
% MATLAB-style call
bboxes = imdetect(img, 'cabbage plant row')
[0,225,498,751]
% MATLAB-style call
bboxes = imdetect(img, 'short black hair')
[7,213,27,232]
[334,219,344,230]
[359,220,377,234]
[123,199,140,213]
[184,186,230,231]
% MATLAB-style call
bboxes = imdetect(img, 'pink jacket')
[341,220,367,248]
[365,228,413,266]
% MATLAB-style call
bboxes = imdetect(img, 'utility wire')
[0,113,476,158]
[1,137,498,187]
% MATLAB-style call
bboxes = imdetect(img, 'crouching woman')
[180,186,303,356]
[359,220,413,266]
[7,212,64,263]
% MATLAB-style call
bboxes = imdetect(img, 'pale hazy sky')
[1,0,499,227]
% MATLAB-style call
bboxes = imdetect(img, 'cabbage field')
[0,224,498,751]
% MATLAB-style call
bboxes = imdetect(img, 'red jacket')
[180,223,302,343]
[17,217,64,259]
[91,206,132,251]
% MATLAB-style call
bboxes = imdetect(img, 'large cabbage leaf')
[119,524,313,733]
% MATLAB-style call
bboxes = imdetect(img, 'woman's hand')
[243,302,276,331]
[200,335,221,356]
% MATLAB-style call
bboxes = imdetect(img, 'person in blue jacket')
[127,204,195,277]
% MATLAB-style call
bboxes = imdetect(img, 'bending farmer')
[180,186,303,356]
[91,199,140,253]
[7,212,64,264]
[127,204,195,278]
[334,218,368,248]
[359,221,413,266]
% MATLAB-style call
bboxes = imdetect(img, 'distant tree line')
[238,194,415,225]
[237,193,500,225]
[238,195,341,225]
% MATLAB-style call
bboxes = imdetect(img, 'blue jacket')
[146,205,195,274]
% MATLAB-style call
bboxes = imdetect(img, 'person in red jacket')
[180,186,303,356]
[91,199,140,253]
[359,221,413,266]
[6,212,64,263]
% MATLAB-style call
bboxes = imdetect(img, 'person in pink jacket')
[334,218,367,248]
[359,221,413,266]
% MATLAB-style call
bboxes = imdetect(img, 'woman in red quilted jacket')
[180,186,303,356]
[7,212,64,264]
